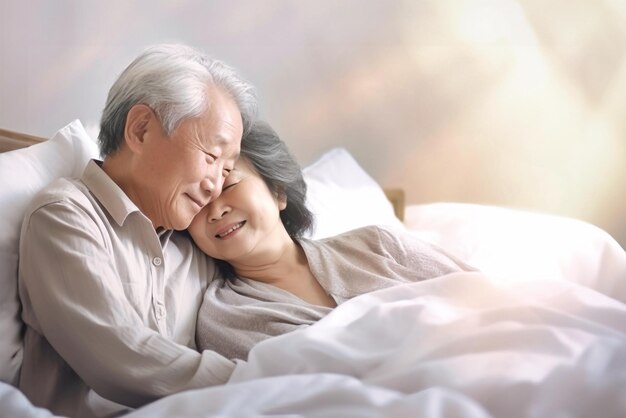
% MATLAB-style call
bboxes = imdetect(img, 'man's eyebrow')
[213,135,240,160]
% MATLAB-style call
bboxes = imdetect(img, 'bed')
[1,120,625,418]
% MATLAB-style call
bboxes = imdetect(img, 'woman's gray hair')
[98,44,257,156]
[241,121,314,238]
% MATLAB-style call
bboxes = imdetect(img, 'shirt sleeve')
[19,199,236,407]
[375,225,478,275]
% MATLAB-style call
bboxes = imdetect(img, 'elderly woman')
[189,121,475,361]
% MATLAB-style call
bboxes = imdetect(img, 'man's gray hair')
[98,44,257,156]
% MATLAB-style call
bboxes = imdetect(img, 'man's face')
[134,87,243,230]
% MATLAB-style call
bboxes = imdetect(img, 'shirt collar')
[81,159,143,227]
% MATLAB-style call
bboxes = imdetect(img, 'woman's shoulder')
[302,224,407,255]
[332,224,407,242]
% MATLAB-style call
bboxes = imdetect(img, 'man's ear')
[124,104,154,154]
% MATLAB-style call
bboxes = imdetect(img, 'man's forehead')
[197,127,240,151]
[220,138,241,164]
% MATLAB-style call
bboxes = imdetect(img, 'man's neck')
[102,152,159,229]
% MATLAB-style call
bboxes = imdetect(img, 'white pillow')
[303,148,403,239]
[0,120,99,385]
[404,203,626,302]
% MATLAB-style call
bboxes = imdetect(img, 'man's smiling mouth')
[186,194,207,209]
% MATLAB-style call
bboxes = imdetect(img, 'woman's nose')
[209,208,229,223]
[207,200,230,223]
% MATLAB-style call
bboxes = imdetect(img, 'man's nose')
[201,177,222,198]
[201,166,224,202]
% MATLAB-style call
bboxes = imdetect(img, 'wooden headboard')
[0,127,405,221]
[383,188,405,221]
[0,128,45,153]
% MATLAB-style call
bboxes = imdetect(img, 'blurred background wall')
[1,0,624,249]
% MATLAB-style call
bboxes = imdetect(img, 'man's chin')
[169,214,195,231]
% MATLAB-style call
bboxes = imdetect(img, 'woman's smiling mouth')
[215,221,246,239]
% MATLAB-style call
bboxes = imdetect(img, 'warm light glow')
[455,0,535,46]
[1,0,625,247]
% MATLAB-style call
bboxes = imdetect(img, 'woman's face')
[188,157,289,266]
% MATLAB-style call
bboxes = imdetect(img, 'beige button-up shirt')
[18,160,235,418]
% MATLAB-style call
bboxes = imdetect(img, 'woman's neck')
[232,237,337,308]
[231,238,308,287]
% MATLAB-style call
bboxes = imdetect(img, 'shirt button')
[152,257,162,267]
[156,305,166,319]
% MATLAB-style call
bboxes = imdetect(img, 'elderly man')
[18,44,256,418]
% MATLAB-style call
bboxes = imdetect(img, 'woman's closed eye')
[222,180,239,191]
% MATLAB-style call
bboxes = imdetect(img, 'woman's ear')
[124,104,154,154]
[276,190,287,211]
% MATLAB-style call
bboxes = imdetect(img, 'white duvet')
[3,271,626,417]
[136,271,626,418]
